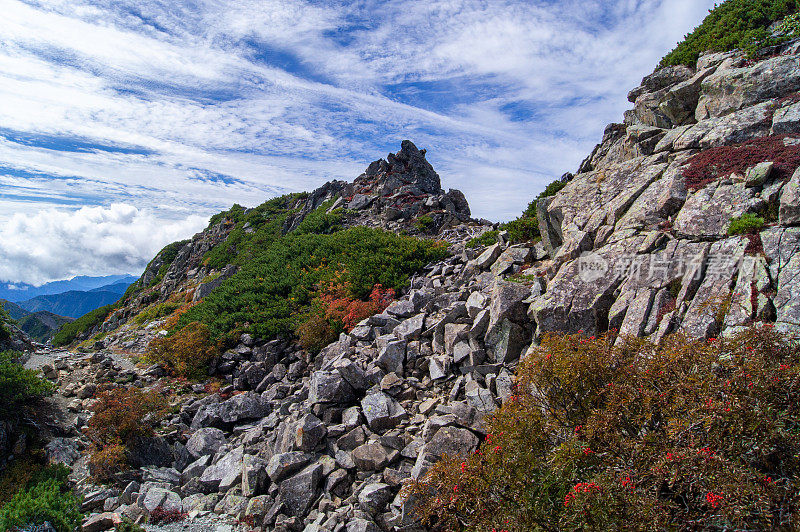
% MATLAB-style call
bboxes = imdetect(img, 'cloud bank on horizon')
[0,0,717,285]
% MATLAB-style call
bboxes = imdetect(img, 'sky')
[0,0,718,285]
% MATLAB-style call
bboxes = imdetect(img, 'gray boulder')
[278,463,323,517]
[773,101,800,134]
[199,446,243,491]
[347,518,381,532]
[186,427,226,458]
[361,392,406,433]
[351,442,392,471]
[780,167,800,226]
[267,452,312,482]
[486,278,530,337]
[358,483,393,515]
[309,370,355,404]
[412,427,479,479]
[376,339,406,375]
[191,392,269,429]
[242,454,267,497]
[295,414,327,452]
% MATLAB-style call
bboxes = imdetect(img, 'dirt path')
[24,348,137,371]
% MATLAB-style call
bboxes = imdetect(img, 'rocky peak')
[330,141,471,233]
[356,140,442,197]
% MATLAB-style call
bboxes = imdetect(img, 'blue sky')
[0,0,717,285]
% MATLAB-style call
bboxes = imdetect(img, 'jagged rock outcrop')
[87,141,476,342]
[333,140,471,233]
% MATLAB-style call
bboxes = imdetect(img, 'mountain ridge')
[0,274,137,303]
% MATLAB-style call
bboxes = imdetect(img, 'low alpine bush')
[0,351,54,419]
[297,281,395,353]
[0,465,81,532]
[406,325,800,530]
[466,230,499,249]
[683,134,800,190]
[146,321,218,378]
[496,178,567,246]
[660,0,799,67]
[414,215,434,233]
[0,301,11,342]
[52,304,115,347]
[87,387,166,480]
[728,212,767,235]
[177,226,446,344]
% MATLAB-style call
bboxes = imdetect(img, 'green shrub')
[780,11,800,34]
[414,215,434,233]
[132,302,181,326]
[116,519,145,532]
[728,213,766,235]
[406,326,800,530]
[500,217,540,244]
[52,304,115,347]
[0,302,11,342]
[466,230,499,249]
[660,0,798,67]
[202,195,299,269]
[498,178,567,246]
[0,352,53,419]
[294,200,342,235]
[0,465,82,532]
[176,226,447,343]
[535,179,567,204]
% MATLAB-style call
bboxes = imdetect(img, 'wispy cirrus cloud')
[0,0,716,284]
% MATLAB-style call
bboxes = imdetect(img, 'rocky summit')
[6,17,800,532]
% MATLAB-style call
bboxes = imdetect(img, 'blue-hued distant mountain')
[14,276,136,319]
[15,290,125,319]
[0,299,73,343]
[0,274,137,303]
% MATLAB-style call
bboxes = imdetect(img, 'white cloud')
[0,203,207,285]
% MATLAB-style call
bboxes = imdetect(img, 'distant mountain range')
[16,288,125,319]
[0,274,137,303]
[0,299,73,343]
[0,275,138,341]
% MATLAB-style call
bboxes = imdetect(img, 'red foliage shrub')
[406,327,800,531]
[683,134,800,190]
[164,301,198,329]
[87,387,166,445]
[88,443,127,482]
[656,297,677,325]
[745,231,765,255]
[87,387,166,481]
[296,280,394,352]
[320,282,395,332]
[149,508,187,524]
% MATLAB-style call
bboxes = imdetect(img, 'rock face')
[532,40,800,341]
